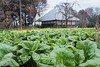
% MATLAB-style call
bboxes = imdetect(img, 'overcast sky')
[45,0,100,13]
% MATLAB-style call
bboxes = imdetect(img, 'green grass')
[97,32,100,43]
[1,28,100,33]
[32,28,100,32]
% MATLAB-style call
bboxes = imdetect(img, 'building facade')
[38,6,80,28]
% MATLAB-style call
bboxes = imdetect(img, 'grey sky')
[46,0,100,13]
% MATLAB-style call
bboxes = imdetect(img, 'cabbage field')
[0,29,100,67]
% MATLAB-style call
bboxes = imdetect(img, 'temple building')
[37,6,80,28]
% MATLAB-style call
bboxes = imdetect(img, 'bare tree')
[36,0,47,16]
[85,7,100,27]
[94,7,100,15]
[57,1,78,26]
[0,0,47,28]
[78,10,90,28]
[85,7,97,18]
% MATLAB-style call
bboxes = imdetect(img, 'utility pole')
[20,0,22,29]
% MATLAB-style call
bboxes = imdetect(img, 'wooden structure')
[41,19,79,28]
[95,16,99,32]
[38,6,80,28]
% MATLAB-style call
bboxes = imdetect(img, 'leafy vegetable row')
[0,30,99,67]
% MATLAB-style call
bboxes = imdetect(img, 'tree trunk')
[66,18,68,27]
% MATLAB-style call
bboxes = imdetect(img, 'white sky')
[45,0,100,13]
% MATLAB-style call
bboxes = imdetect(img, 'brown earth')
[18,26,38,30]
[0,22,38,30]
[0,22,10,29]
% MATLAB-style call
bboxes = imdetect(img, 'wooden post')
[95,16,99,32]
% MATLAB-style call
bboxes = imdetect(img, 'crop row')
[0,30,100,67]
